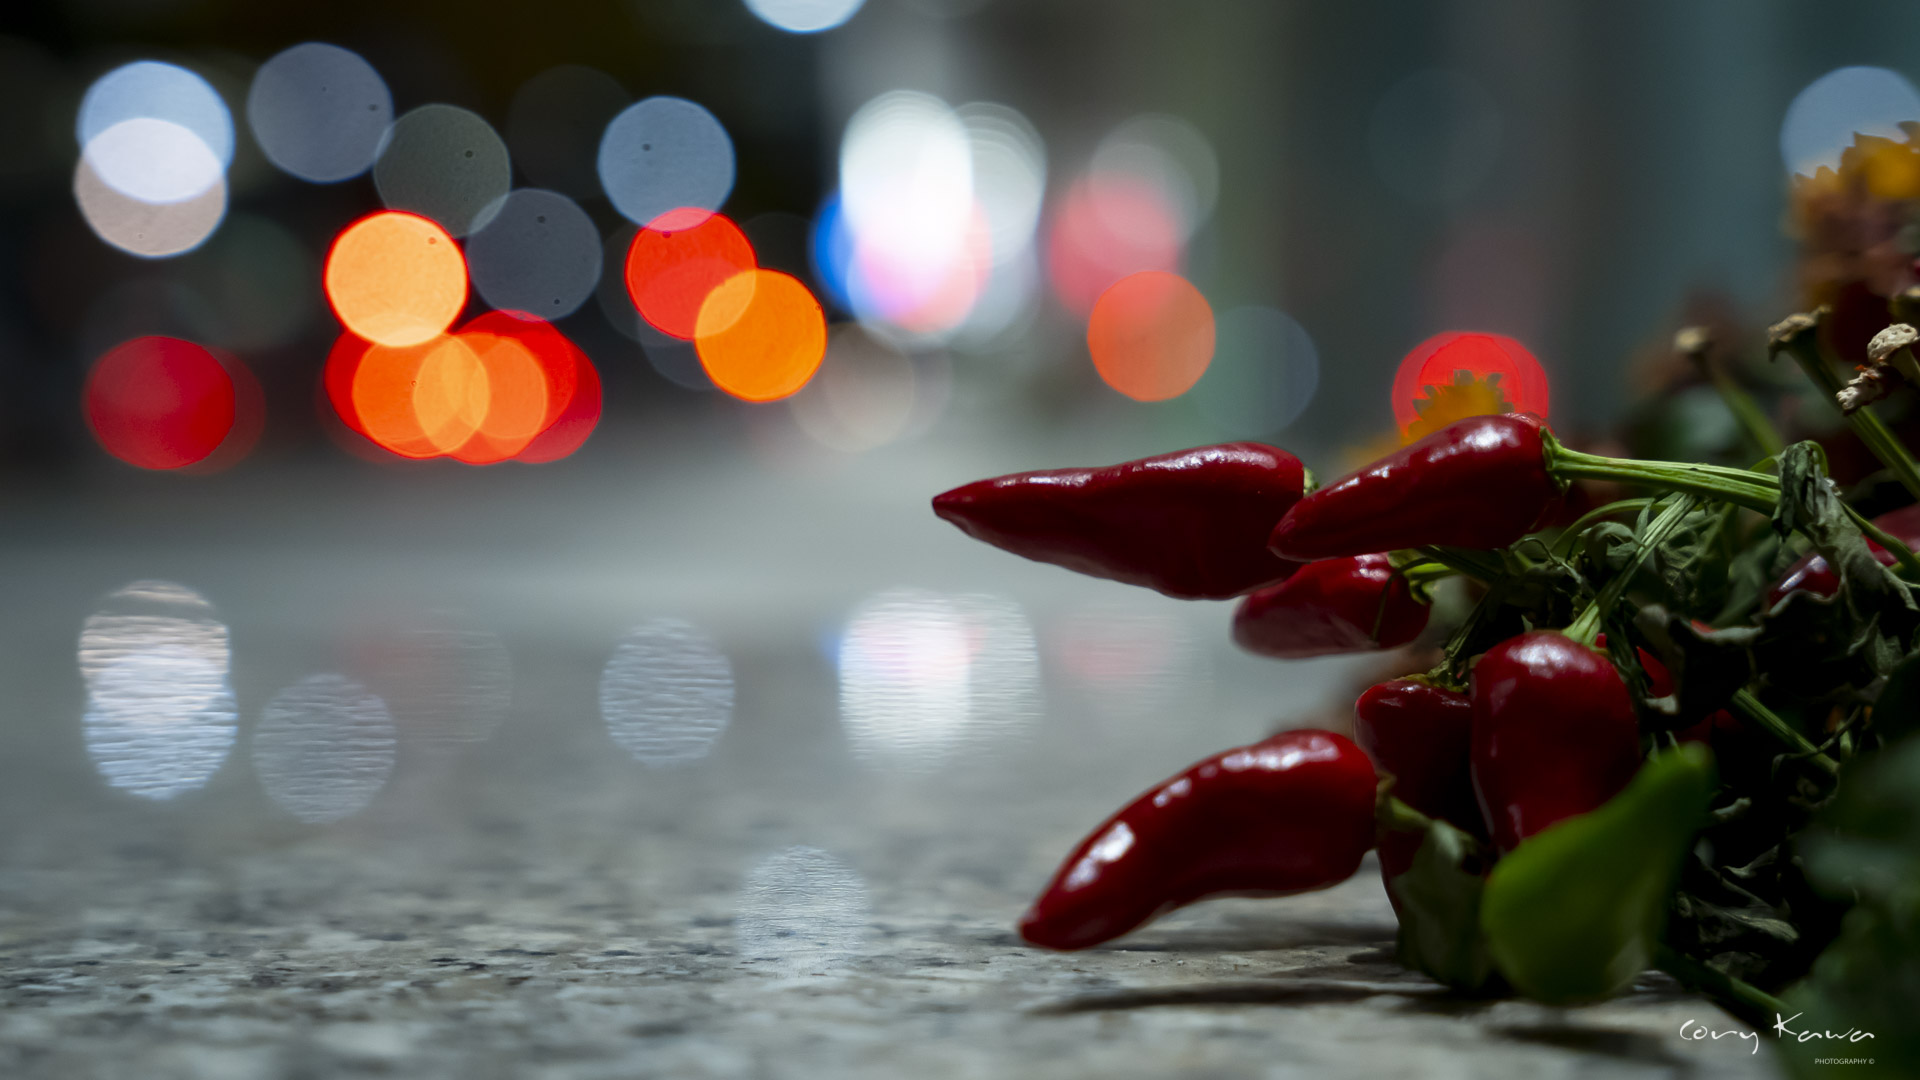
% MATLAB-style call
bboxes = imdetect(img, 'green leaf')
[1480,744,1717,1004]
[1773,441,1918,669]
[1388,817,1501,992]
[1872,651,1920,744]
[1777,735,1920,1077]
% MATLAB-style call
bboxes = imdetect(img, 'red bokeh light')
[84,336,237,470]
[1390,332,1550,441]
[1086,271,1215,402]
[1046,174,1183,316]
[624,208,757,340]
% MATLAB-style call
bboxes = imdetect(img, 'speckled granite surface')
[0,457,1788,1079]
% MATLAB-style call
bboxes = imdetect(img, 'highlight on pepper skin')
[1017,729,1378,951]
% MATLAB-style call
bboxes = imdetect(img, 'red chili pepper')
[1765,503,1920,608]
[1469,631,1642,852]
[933,443,1308,600]
[1018,729,1376,950]
[1268,414,1561,561]
[1232,554,1429,659]
[1354,680,1481,904]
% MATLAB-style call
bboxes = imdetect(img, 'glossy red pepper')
[1232,554,1429,659]
[1268,414,1561,561]
[933,443,1308,600]
[1765,503,1920,608]
[1469,631,1642,852]
[1354,680,1482,904]
[1018,728,1377,950]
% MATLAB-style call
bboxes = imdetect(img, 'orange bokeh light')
[324,211,468,347]
[323,313,600,465]
[84,336,236,470]
[1086,271,1215,402]
[625,208,757,340]
[695,269,827,402]
[1390,331,1550,442]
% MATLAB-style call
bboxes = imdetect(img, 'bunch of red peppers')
[933,308,1920,1074]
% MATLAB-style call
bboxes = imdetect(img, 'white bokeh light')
[466,188,603,318]
[1780,66,1920,176]
[839,91,976,330]
[252,674,397,824]
[373,104,513,237]
[247,43,392,184]
[599,618,735,766]
[735,846,871,977]
[78,580,237,800]
[597,97,736,227]
[837,589,1038,771]
[74,156,225,258]
[743,0,867,34]
[83,118,224,204]
[79,61,233,170]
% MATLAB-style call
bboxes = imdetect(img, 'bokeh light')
[1086,271,1215,402]
[506,65,629,201]
[598,97,736,228]
[252,674,397,824]
[351,334,487,458]
[466,189,602,318]
[959,103,1046,266]
[599,619,735,766]
[74,156,226,258]
[1090,113,1217,239]
[788,324,917,453]
[247,43,392,183]
[625,208,758,339]
[324,211,467,347]
[1369,68,1503,204]
[78,60,233,173]
[835,91,979,335]
[736,847,871,977]
[374,104,512,237]
[1189,307,1320,436]
[1048,603,1202,726]
[1780,66,1920,175]
[462,310,600,464]
[84,336,236,469]
[1390,330,1549,441]
[744,0,867,34]
[353,624,512,750]
[79,581,236,800]
[82,118,224,205]
[836,590,1038,772]
[179,214,317,350]
[188,346,265,474]
[1045,172,1182,315]
[696,269,827,402]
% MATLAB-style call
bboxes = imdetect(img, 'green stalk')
[1549,498,1655,558]
[1769,309,1920,502]
[1846,504,1920,581]
[1562,495,1699,645]
[1549,448,1780,515]
[1415,546,1508,585]
[1728,689,1840,776]
[1397,561,1457,593]
[1679,326,1786,458]
[1654,944,1789,1031]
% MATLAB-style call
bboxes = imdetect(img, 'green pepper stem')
[1728,689,1840,776]
[1377,793,1433,835]
[1845,503,1920,581]
[1548,498,1656,559]
[1563,496,1700,646]
[1415,546,1508,584]
[1653,944,1789,1031]
[1548,446,1780,515]
[1397,561,1457,593]
[1769,309,1920,502]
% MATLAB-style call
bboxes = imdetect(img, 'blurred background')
[2,1,1919,1075]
